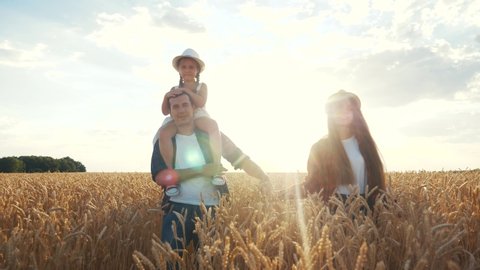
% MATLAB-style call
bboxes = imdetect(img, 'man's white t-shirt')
[169,133,219,206]
[337,136,366,195]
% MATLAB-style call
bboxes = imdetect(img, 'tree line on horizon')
[0,156,86,173]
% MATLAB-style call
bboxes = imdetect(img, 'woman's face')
[178,58,199,81]
[330,99,354,127]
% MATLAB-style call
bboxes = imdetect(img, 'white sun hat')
[325,90,362,114]
[172,48,205,73]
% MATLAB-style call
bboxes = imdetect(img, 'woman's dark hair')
[323,90,385,193]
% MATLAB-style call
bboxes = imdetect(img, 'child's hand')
[176,87,192,94]
[167,88,184,98]
[202,163,227,177]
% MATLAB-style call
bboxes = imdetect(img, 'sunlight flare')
[294,171,311,268]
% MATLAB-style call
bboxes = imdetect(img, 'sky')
[1,0,479,173]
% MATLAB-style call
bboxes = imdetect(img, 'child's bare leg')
[159,121,177,169]
[159,122,180,196]
[195,117,222,166]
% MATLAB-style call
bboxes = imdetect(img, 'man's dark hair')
[167,92,193,111]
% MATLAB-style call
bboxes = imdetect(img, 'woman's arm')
[304,142,336,201]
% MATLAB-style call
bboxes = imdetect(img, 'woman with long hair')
[303,90,386,209]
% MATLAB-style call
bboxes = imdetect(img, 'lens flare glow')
[183,149,203,167]
[294,172,311,267]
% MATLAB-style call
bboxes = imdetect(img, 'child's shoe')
[165,185,180,196]
[211,175,226,186]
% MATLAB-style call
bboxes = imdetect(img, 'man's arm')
[221,132,273,191]
[167,163,226,182]
[151,139,225,185]
[152,131,272,188]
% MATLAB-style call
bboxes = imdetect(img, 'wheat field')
[1,171,479,269]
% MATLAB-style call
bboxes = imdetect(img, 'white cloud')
[87,8,162,58]
[68,51,85,62]
[332,46,480,106]
[455,73,480,101]
[397,98,479,140]
[389,0,480,46]
[0,40,52,68]
[1,1,479,172]
[96,12,127,25]
[432,0,480,28]
[151,1,206,32]
[331,0,371,26]
[367,98,480,171]
[371,0,395,12]
[86,4,216,64]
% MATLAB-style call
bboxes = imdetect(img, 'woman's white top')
[337,136,366,195]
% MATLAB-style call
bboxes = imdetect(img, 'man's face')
[169,94,195,127]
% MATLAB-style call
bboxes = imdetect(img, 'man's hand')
[258,176,274,195]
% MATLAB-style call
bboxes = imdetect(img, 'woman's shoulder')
[311,136,329,148]
[310,136,330,155]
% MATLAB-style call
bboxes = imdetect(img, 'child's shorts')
[161,108,210,126]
